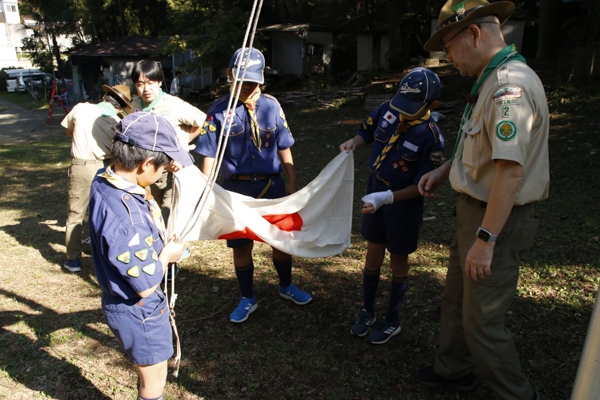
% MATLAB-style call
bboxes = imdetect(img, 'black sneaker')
[350,308,376,337]
[415,365,478,392]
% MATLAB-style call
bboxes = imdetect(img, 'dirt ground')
[0,99,69,144]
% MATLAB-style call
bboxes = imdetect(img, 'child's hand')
[160,235,189,264]
[361,190,394,213]
[166,160,184,173]
[339,138,356,153]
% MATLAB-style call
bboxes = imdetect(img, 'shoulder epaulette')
[120,193,144,226]
[428,122,442,144]
[263,93,281,106]
[208,97,228,114]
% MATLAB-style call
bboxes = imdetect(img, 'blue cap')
[390,67,441,118]
[229,47,265,84]
[116,112,194,167]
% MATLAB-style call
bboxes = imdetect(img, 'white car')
[5,68,42,92]
[16,72,53,93]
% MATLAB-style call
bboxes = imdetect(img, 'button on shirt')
[88,169,165,300]
[449,60,550,205]
[357,101,445,189]
[194,93,294,180]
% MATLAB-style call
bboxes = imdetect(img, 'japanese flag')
[169,152,354,258]
[382,111,397,124]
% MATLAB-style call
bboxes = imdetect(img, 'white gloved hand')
[361,190,394,213]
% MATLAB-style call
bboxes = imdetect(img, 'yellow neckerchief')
[373,110,430,171]
[99,164,166,243]
[233,85,262,151]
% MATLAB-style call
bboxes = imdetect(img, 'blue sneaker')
[229,296,258,323]
[63,259,81,272]
[279,283,312,305]
[351,308,376,337]
[366,316,401,344]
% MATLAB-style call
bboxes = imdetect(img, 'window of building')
[7,5,17,12]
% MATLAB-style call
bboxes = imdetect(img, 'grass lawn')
[0,66,599,399]
[0,91,50,110]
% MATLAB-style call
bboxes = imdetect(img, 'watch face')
[478,229,491,241]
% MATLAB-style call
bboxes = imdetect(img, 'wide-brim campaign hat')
[117,111,194,167]
[390,68,441,118]
[103,84,132,108]
[229,47,265,84]
[424,0,515,52]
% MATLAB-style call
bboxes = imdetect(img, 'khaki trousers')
[434,194,539,400]
[149,171,173,226]
[65,158,110,260]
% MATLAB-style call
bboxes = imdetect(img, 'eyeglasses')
[441,26,469,54]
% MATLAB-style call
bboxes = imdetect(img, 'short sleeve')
[487,83,534,166]
[61,105,77,130]
[357,104,388,144]
[177,101,207,127]
[413,123,445,185]
[194,114,219,158]
[275,103,295,150]
[106,224,164,294]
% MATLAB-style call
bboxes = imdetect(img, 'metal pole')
[571,287,600,400]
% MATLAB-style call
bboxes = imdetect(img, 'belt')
[231,174,276,183]
[72,158,108,165]
[460,193,487,208]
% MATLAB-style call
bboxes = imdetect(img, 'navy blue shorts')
[102,290,173,366]
[360,174,423,255]
[222,174,286,249]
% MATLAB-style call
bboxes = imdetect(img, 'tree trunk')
[573,0,600,80]
[536,0,561,60]
[388,0,402,70]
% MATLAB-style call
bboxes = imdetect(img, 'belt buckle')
[250,174,260,183]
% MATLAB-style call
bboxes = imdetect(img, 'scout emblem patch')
[493,84,523,103]
[366,117,373,126]
[392,160,409,172]
[128,233,140,247]
[127,265,140,278]
[496,121,517,141]
[117,251,131,264]
[144,235,154,247]
[381,120,389,129]
[152,250,158,261]
[135,248,149,261]
[382,111,397,125]
[142,263,156,276]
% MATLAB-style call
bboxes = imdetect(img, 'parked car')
[16,73,53,93]
[5,68,42,92]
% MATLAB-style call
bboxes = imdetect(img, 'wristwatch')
[476,227,498,243]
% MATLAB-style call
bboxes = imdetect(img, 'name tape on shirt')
[403,141,419,152]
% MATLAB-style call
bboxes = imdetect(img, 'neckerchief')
[142,88,166,112]
[450,44,527,163]
[99,165,166,243]
[233,86,263,151]
[373,110,431,171]
[97,102,118,117]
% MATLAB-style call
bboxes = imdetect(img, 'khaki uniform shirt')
[61,103,118,160]
[449,59,550,205]
[131,94,206,150]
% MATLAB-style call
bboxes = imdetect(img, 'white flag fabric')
[169,152,354,258]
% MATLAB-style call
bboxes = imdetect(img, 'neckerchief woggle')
[373,110,431,171]
[142,88,167,112]
[232,85,263,151]
[98,165,166,244]
[450,44,527,163]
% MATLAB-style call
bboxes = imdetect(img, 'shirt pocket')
[461,118,483,169]
[400,140,419,162]
[223,116,245,138]
[374,127,389,143]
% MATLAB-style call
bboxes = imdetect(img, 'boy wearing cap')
[88,112,191,400]
[340,67,444,344]
[61,84,132,272]
[416,1,548,399]
[195,47,312,323]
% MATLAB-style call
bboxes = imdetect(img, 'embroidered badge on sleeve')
[496,121,517,141]
[144,235,154,247]
[142,263,156,276]
[117,251,131,264]
[127,265,140,278]
[135,248,149,261]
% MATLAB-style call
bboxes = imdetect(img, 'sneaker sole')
[279,292,312,305]
[229,302,258,323]
[350,316,376,337]
[63,264,81,272]
[367,325,401,344]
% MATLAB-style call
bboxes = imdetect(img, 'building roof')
[68,35,161,57]
[258,23,334,33]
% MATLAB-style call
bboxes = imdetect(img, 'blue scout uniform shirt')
[357,101,445,189]
[89,167,166,300]
[194,93,294,180]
